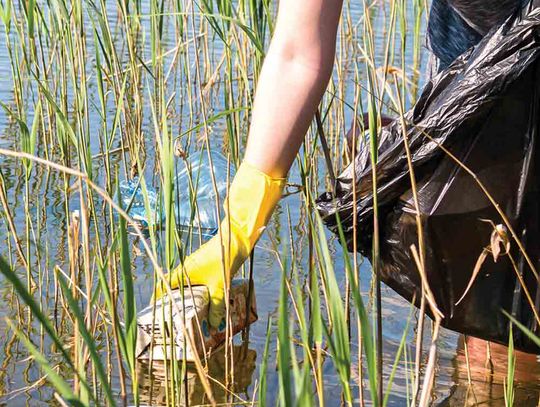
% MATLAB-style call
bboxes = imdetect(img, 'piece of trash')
[118,178,161,227]
[117,151,235,232]
[135,279,257,362]
[174,150,235,232]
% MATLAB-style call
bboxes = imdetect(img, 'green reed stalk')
[117,188,139,403]
[257,316,273,407]
[0,255,98,404]
[277,258,292,406]
[312,212,352,404]
[0,0,438,405]
[333,210,379,407]
[504,328,515,407]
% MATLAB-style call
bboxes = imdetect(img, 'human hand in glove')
[155,0,344,327]
[154,162,285,328]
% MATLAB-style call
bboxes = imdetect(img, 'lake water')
[0,1,539,406]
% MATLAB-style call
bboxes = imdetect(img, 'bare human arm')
[245,0,344,178]
[156,0,345,327]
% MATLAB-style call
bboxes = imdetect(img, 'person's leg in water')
[155,0,345,327]
[441,335,540,405]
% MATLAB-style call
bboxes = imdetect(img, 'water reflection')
[137,345,257,406]
[440,336,540,406]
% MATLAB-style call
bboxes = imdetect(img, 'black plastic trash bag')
[317,5,540,353]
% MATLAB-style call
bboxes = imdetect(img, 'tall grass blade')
[313,212,352,404]
[57,275,116,406]
[258,316,273,407]
[504,327,515,407]
[117,183,138,401]
[333,210,379,407]
[6,320,87,407]
[277,261,292,406]
[0,255,93,401]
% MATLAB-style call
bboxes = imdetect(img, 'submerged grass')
[0,0,534,406]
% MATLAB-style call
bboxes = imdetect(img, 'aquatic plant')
[1,0,532,406]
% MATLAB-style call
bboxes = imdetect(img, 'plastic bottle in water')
[117,177,161,227]
[174,150,235,234]
[117,150,234,234]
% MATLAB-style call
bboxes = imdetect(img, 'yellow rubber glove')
[154,161,286,328]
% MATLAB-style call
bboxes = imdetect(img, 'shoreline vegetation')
[0,0,537,406]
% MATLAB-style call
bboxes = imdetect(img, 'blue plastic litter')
[117,151,234,233]
[118,177,161,227]
[174,150,235,233]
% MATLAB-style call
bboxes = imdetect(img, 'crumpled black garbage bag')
[317,5,540,353]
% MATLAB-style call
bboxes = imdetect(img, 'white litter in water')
[135,279,257,362]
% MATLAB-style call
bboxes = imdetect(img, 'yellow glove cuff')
[222,161,286,254]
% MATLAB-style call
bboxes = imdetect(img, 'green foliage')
[0,255,95,405]
[258,316,273,407]
[0,0,436,405]
[8,320,87,407]
[504,328,515,407]
[277,263,292,406]
[310,212,353,403]
[0,0,12,32]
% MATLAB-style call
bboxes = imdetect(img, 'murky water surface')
[0,1,539,406]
